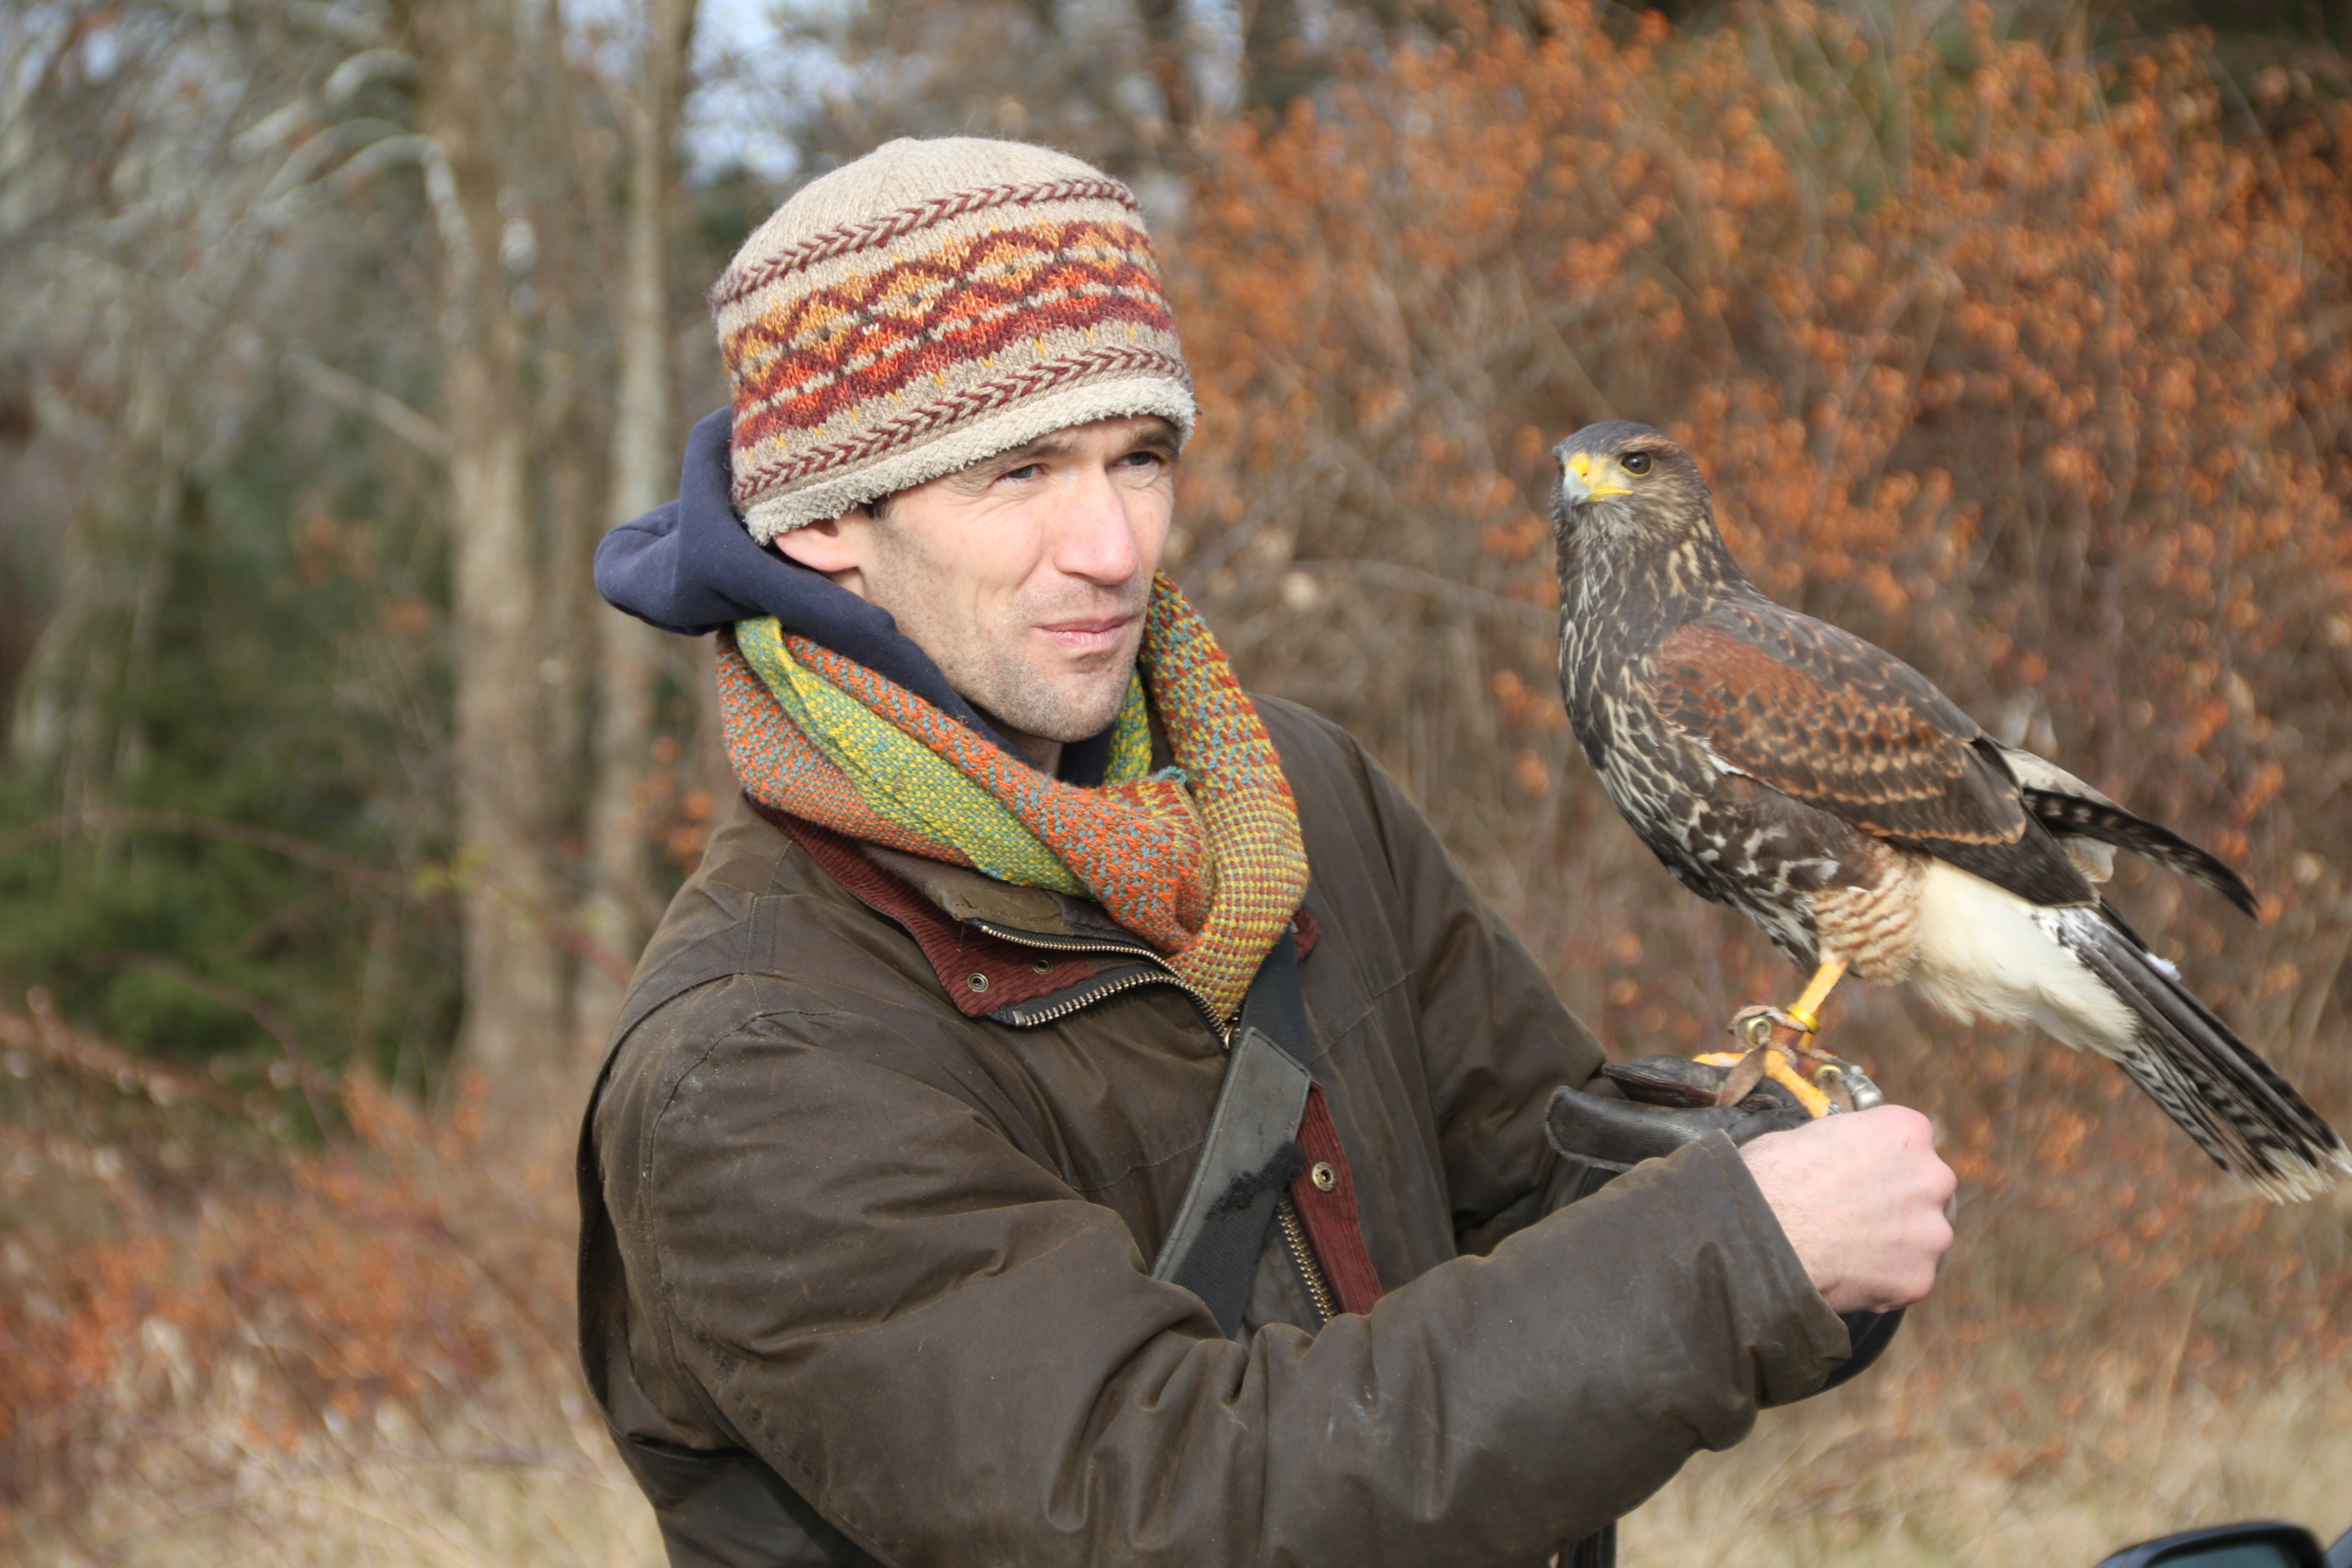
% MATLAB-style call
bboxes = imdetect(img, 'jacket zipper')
[968,918,1339,1324]
[966,919,1231,1043]
[1276,1194,1337,1324]
[997,966,1177,1029]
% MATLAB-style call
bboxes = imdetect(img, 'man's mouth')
[1035,614,1139,655]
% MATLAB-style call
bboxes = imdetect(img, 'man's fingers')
[1740,1104,1959,1315]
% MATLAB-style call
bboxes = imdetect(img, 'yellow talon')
[1761,1047,1837,1118]
[1702,963,1858,1119]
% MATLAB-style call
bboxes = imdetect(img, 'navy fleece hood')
[594,408,1115,782]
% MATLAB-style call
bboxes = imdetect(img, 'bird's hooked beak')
[1558,451,1632,505]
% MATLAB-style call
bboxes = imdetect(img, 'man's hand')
[1739,1106,1955,1314]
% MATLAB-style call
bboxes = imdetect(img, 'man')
[578,136,1955,1568]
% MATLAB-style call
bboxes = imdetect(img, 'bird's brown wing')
[1653,599,2094,907]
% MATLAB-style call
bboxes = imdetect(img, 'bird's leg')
[1783,958,1849,1037]
[1699,959,1881,1118]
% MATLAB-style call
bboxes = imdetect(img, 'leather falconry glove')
[1544,1055,1904,1393]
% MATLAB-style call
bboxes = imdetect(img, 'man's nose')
[1049,467,1145,585]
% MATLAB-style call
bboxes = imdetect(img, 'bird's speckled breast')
[1557,564,1859,967]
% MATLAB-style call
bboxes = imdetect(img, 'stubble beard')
[953,626,1140,746]
[864,543,1146,748]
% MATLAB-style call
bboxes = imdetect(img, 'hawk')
[1549,420,2348,1201]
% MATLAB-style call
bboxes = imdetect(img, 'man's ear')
[772,513,870,597]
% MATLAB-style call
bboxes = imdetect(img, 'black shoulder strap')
[1235,928,1313,1069]
[1148,931,1313,1338]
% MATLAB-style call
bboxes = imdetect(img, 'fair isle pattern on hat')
[713,140,1198,542]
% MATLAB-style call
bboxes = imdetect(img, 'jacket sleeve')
[604,989,1852,1568]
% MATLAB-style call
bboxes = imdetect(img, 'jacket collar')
[748,798,1315,1023]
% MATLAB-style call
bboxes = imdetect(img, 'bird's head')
[1551,422,1711,538]
[1550,421,1742,599]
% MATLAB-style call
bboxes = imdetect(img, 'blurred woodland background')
[4,0,2350,1561]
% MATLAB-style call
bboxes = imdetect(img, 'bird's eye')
[1621,452,1655,476]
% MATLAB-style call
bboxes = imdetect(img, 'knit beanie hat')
[711,137,1198,543]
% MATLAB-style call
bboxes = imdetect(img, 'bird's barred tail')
[2038,907,2350,1201]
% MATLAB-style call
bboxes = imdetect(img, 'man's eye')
[1621,452,1654,476]
[1001,462,1042,482]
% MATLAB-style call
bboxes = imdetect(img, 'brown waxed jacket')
[576,696,1855,1568]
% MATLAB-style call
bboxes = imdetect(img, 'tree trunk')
[576,0,699,1059]
[414,0,564,1115]
[1238,0,1317,113]
[1133,0,1201,138]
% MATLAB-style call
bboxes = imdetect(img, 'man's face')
[777,415,1178,768]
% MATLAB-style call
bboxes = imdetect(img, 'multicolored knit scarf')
[716,574,1308,1020]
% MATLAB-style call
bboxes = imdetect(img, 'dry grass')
[1630,1348,2352,1564]
[0,1026,659,1565]
[22,1392,660,1568]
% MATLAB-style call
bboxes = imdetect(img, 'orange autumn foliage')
[1170,0,2351,1382]
[0,1074,566,1517]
